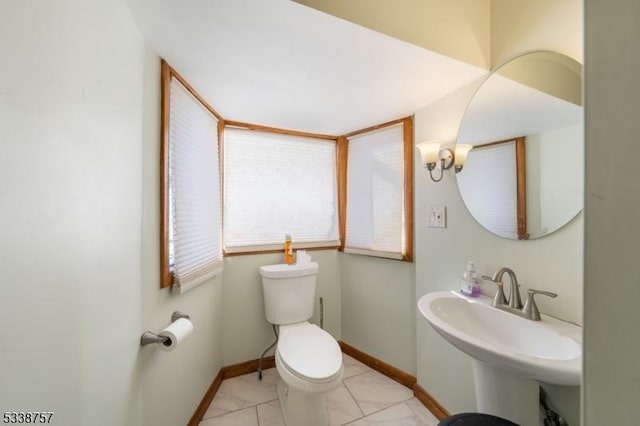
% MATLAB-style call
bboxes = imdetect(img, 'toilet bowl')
[259,260,344,426]
[275,322,343,425]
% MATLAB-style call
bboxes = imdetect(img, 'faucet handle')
[523,289,558,321]
[482,276,508,306]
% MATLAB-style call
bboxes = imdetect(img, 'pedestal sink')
[418,291,581,426]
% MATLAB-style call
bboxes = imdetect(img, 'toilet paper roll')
[158,318,193,352]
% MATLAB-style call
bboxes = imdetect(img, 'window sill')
[224,240,340,257]
[169,267,223,294]
[343,247,412,262]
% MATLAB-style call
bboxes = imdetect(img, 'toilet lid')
[278,324,342,381]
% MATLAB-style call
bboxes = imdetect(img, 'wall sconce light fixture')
[416,141,473,182]
[454,144,473,173]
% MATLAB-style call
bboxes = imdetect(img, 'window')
[223,126,340,253]
[160,60,412,266]
[342,118,413,261]
[456,138,525,240]
[160,61,223,291]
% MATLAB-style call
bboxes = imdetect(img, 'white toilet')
[259,261,343,426]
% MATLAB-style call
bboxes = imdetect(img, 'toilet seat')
[277,323,342,383]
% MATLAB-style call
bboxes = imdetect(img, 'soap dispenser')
[460,261,481,297]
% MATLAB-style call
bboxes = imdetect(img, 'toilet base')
[278,380,329,426]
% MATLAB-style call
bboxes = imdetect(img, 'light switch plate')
[429,205,446,228]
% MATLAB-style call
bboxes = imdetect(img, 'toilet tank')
[259,262,319,325]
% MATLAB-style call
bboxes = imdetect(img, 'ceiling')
[126,0,486,135]
[458,73,583,145]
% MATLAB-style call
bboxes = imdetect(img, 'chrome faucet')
[482,267,557,321]
[494,267,523,309]
[482,267,523,309]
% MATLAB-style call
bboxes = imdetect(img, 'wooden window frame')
[160,60,224,288]
[161,59,414,282]
[221,122,340,256]
[472,136,528,240]
[339,116,414,262]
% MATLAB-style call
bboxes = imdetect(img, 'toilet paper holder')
[140,311,191,346]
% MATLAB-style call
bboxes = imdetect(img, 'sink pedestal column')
[472,360,539,426]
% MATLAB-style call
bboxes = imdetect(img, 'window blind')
[345,124,405,259]
[168,77,223,292]
[457,142,517,239]
[223,128,339,252]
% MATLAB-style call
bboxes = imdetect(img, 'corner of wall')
[490,0,583,67]
[138,29,224,426]
[293,0,492,69]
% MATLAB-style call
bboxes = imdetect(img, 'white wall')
[138,50,224,426]
[583,0,640,423]
[414,1,583,424]
[0,0,144,424]
[341,254,416,374]
[0,1,223,425]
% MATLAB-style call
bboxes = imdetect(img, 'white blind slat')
[223,128,338,249]
[345,124,405,256]
[169,78,223,292]
[457,142,517,239]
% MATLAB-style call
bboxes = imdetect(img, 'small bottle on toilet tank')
[284,234,293,265]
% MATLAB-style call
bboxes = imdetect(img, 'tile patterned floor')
[200,354,440,426]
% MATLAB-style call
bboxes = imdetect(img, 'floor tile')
[344,370,414,415]
[347,400,437,426]
[405,398,440,425]
[202,361,440,426]
[203,368,279,419]
[342,354,372,379]
[325,383,364,425]
[199,406,258,426]
[256,399,284,426]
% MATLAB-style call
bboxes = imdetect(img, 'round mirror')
[456,51,583,240]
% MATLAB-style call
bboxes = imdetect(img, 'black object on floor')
[438,412,520,426]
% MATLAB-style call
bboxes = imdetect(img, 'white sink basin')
[418,291,581,386]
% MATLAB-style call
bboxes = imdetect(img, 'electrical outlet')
[428,205,446,228]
